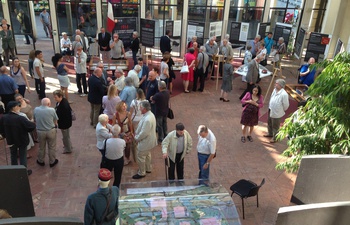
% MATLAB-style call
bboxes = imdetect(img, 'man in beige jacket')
[162,123,192,180]
[133,101,157,179]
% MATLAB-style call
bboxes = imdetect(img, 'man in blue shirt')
[0,66,18,112]
[119,77,136,111]
[145,70,159,114]
[264,32,274,56]
[298,57,316,86]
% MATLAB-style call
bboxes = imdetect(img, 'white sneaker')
[80,94,87,97]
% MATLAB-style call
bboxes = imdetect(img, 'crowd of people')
[0,26,319,223]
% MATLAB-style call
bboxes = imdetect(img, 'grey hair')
[279,37,284,42]
[133,31,138,37]
[210,36,216,41]
[225,34,230,39]
[255,35,261,39]
[98,114,109,123]
[116,68,124,75]
[140,101,151,111]
[111,124,121,136]
[134,65,142,71]
[124,77,133,86]
[199,46,206,52]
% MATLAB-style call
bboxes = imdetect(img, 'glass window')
[56,1,97,38]
[227,7,264,41]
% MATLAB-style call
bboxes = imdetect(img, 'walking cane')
[164,157,169,180]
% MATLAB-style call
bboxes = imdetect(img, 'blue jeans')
[198,153,210,180]
[156,115,167,142]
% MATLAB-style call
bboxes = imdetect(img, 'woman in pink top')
[181,48,196,93]
[102,85,121,124]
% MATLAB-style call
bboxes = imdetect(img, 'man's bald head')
[41,98,51,106]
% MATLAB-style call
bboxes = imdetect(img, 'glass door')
[8,1,37,54]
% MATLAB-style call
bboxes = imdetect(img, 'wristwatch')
[206,162,210,165]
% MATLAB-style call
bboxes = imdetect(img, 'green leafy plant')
[276,52,350,173]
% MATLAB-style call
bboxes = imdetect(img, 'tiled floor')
[0,40,301,224]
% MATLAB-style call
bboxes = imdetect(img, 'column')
[180,0,189,56]
[48,0,59,53]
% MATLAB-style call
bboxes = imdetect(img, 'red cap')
[98,168,112,181]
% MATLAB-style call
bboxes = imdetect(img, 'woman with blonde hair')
[112,101,133,165]
[129,88,146,130]
[102,85,121,124]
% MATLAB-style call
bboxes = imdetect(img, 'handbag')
[167,102,174,119]
[71,110,76,121]
[180,61,189,73]
[167,108,174,119]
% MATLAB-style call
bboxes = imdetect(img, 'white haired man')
[34,98,59,168]
[133,101,157,179]
[264,79,289,143]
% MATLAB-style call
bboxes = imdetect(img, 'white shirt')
[105,138,125,160]
[130,99,147,122]
[96,122,112,150]
[60,37,71,51]
[75,51,87,74]
[33,58,43,79]
[127,70,140,88]
[114,76,125,91]
[197,129,216,155]
[269,88,290,118]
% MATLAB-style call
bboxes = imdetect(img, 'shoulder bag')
[97,188,115,225]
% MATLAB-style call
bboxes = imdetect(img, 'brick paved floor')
[0,39,301,224]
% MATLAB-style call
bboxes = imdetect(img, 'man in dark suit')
[137,57,149,93]
[97,27,111,61]
[0,101,36,175]
[88,68,105,128]
[239,55,263,100]
[0,24,15,66]
[160,30,171,55]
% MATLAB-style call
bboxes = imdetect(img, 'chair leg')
[257,193,259,208]
[241,198,245,219]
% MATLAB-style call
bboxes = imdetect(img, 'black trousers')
[193,67,205,91]
[205,61,214,78]
[168,153,184,180]
[0,93,15,113]
[76,73,88,94]
[35,78,46,99]
[239,82,255,100]
[104,157,124,187]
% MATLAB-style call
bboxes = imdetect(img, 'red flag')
[107,0,114,33]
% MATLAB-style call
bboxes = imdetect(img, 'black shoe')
[27,169,32,176]
[192,89,197,92]
[247,136,253,142]
[25,42,30,45]
[146,171,152,173]
[132,174,145,179]
[241,136,246,143]
[220,97,224,101]
[36,160,45,166]
[198,89,203,92]
[50,159,59,168]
